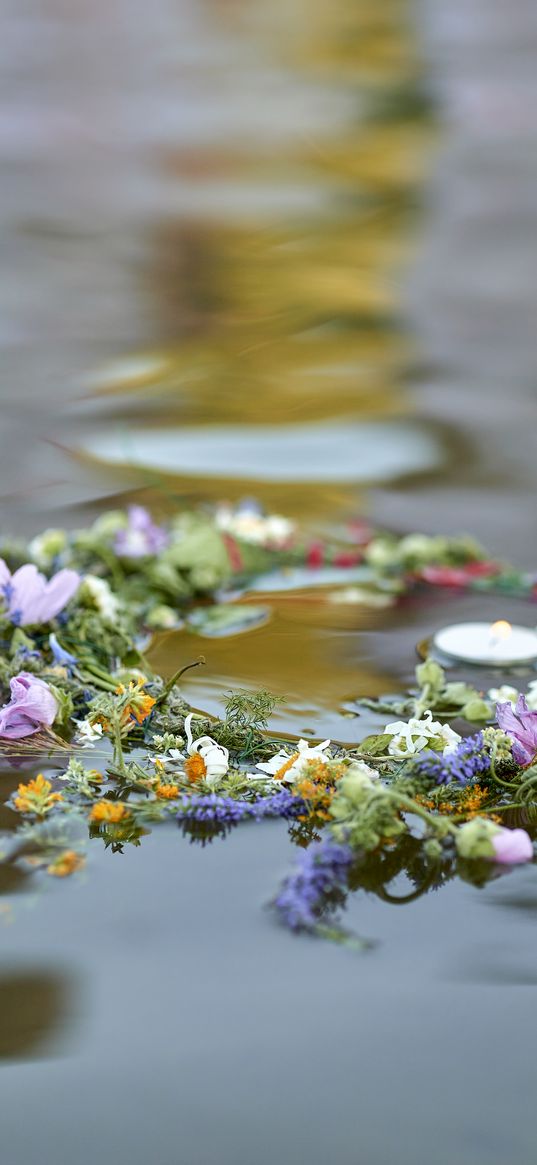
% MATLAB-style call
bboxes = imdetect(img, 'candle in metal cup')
[433,621,537,666]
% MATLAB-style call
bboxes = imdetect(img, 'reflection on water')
[0,970,74,1061]
[61,0,440,738]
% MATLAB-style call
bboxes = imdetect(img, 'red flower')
[419,561,500,587]
[306,542,325,569]
[222,533,244,573]
[332,550,363,568]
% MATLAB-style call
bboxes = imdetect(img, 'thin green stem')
[156,656,206,707]
[112,715,127,777]
[488,741,519,791]
[413,683,432,719]
[384,789,457,837]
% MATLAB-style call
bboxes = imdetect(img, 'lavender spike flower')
[496,695,537,765]
[114,506,168,558]
[176,788,304,831]
[0,560,79,627]
[415,732,491,785]
[273,840,353,932]
[0,672,58,739]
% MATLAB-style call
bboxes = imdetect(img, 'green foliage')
[356,733,394,756]
[209,689,284,757]
[356,658,495,723]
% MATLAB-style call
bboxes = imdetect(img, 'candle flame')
[490,620,512,641]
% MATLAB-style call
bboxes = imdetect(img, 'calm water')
[2,1,537,1162]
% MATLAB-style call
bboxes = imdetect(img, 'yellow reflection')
[149,590,398,742]
[79,0,435,733]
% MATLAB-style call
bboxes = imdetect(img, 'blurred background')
[2,0,535,552]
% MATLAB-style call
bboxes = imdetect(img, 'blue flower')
[176,789,304,833]
[273,840,353,932]
[414,732,490,785]
[49,633,78,670]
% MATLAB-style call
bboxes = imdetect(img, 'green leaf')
[186,604,271,638]
[415,658,445,694]
[358,733,394,755]
[442,681,481,705]
[461,698,492,721]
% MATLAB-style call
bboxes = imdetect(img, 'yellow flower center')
[184,754,207,783]
[273,752,300,781]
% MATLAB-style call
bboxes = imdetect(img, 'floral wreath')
[1,501,536,946]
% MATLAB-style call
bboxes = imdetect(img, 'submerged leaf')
[185,604,271,638]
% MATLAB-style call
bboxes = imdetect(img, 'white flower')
[83,575,121,622]
[214,504,295,548]
[183,712,229,788]
[488,685,520,706]
[397,534,438,560]
[73,718,104,748]
[255,738,331,783]
[383,710,461,757]
[346,759,380,783]
[364,538,399,569]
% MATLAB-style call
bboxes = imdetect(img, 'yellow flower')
[155,783,180,800]
[89,801,130,824]
[116,677,156,726]
[13,774,63,816]
[47,850,86,877]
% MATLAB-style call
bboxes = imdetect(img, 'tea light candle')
[433,621,537,667]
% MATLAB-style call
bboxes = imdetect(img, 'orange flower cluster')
[96,678,157,735]
[89,801,130,824]
[115,677,156,726]
[155,783,180,800]
[13,774,63,816]
[294,759,347,821]
[184,754,207,783]
[417,785,493,820]
[47,850,86,877]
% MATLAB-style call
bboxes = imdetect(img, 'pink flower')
[496,694,537,765]
[0,672,58,739]
[491,827,533,865]
[0,560,80,626]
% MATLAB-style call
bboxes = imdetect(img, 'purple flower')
[415,732,491,785]
[491,827,533,865]
[0,672,58,739]
[496,695,537,765]
[176,789,304,831]
[114,507,168,558]
[273,840,353,932]
[0,560,80,627]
